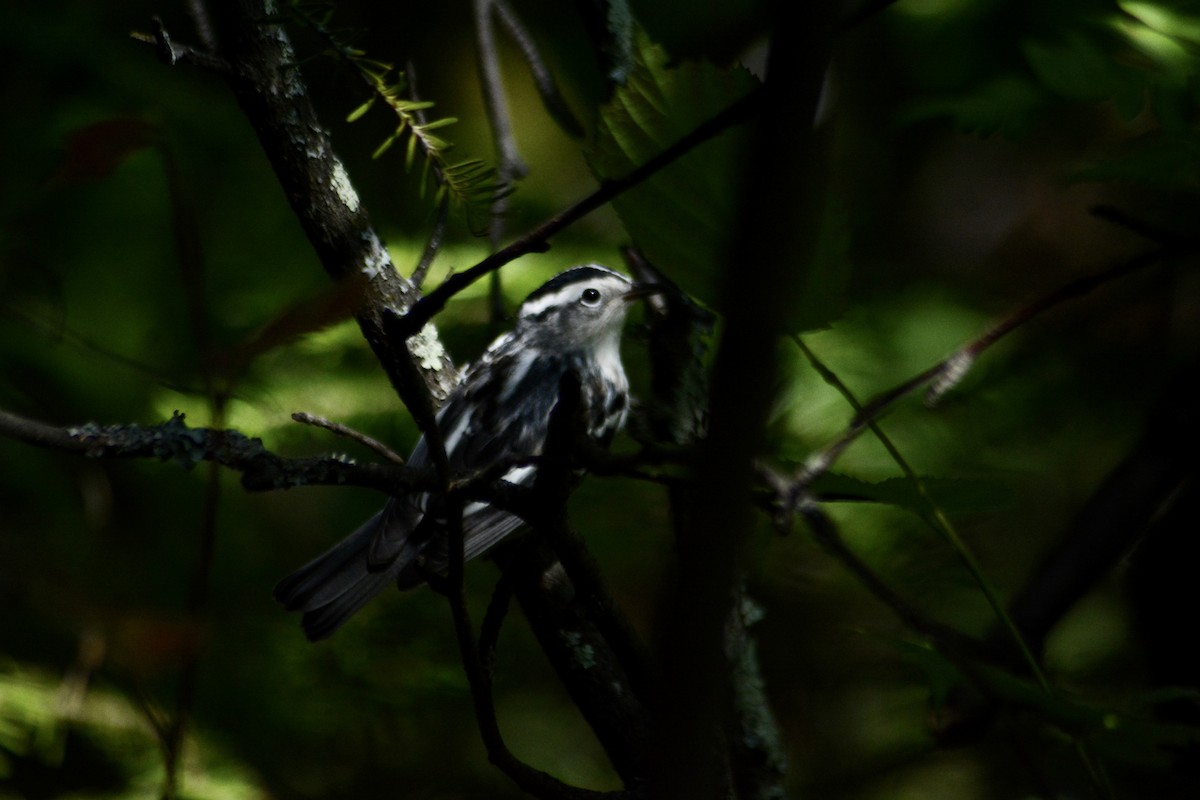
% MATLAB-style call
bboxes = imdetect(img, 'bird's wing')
[372,349,567,575]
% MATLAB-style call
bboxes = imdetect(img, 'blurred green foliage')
[3,1,1200,798]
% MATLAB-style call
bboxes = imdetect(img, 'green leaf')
[419,117,458,131]
[372,132,399,160]
[405,130,419,171]
[1023,33,1143,106]
[396,99,435,112]
[345,97,376,123]
[892,640,1200,769]
[1120,1,1200,44]
[443,158,484,176]
[587,30,759,308]
[901,75,1048,138]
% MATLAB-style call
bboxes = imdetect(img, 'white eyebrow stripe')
[519,285,578,318]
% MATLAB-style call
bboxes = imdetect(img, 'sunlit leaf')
[1119,1,1200,45]
[395,99,435,112]
[419,117,458,131]
[405,129,419,171]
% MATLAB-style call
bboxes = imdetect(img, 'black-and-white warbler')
[276,264,654,640]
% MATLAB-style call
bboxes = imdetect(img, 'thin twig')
[389,89,763,342]
[420,367,625,798]
[404,60,450,291]
[924,242,1191,405]
[162,407,225,800]
[472,0,524,331]
[791,238,1195,503]
[1,304,210,396]
[791,494,1123,796]
[479,567,517,674]
[473,0,529,180]
[130,18,229,73]
[794,497,986,655]
[537,374,656,707]
[493,0,585,138]
[377,314,612,798]
[291,411,405,464]
[414,193,450,290]
[794,337,1053,690]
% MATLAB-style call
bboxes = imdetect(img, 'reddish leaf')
[55,117,159,183]
[209,273,371,379]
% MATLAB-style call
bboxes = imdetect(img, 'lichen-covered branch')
[205,0,459,403]
[0,408,412,494]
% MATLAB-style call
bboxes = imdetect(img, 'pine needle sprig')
[284,1,508,232]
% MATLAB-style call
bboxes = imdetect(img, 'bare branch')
[0,407,416,495]
[493,0,585,139]
[473,0,530,180]
[0,408,85,451]
[786,238,1196,508]
[291,411,405,464]
[205,1,460,403]
[478,565,517,673]
[389,89,763,342]
[414,189,451,290]
[130,17,230,73]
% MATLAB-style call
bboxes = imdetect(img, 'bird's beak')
[622,283,668,303]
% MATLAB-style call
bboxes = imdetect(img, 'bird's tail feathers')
[274,503,415,641]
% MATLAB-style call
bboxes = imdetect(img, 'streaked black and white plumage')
[275,264,644,640]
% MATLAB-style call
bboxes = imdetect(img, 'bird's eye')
[580,287,601,306]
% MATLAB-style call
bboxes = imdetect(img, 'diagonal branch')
[492,0,585,139]
[388,89,763,342]
[204,0,459,404]
[790,237,1198,503]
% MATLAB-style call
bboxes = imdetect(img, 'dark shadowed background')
[3,1,1199,798]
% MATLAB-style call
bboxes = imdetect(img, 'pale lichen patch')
[360,237,391,280]
[330,160,360,213]
[408,323,451,372]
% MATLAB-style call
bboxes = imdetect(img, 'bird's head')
[516,264,656,350]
